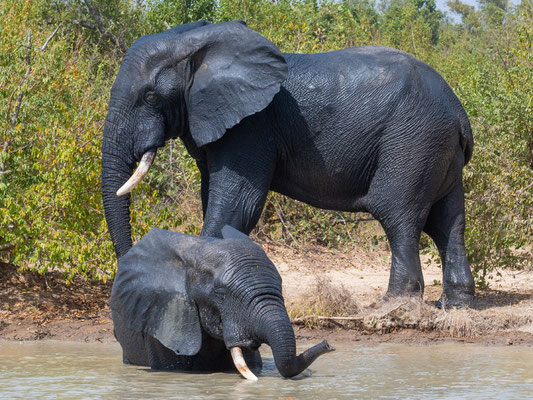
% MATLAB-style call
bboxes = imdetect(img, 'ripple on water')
[1,341,532,399]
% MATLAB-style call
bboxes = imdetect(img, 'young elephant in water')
[110,226,334,380]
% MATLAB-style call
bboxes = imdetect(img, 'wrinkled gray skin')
[102,20,475,307]
[110,226,333,377]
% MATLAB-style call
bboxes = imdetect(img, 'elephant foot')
[381,289,424,312]
[386,277,424,299]
[435,285,475,309]
[382,292,424,310]
[385,287,424,299]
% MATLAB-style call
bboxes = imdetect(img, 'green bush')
[0,0,531,284]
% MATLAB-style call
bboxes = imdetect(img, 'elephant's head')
[109,226,333,380]
[101,21,288,258]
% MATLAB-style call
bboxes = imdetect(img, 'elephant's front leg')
[201,154,274,238]
[197,160,209,219]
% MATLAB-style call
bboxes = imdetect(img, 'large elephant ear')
[179,21,288,147]
[109,228,202,356]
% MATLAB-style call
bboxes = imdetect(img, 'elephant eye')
[213,282,227,298]
[144,91,158,105]
[214,286,226,296]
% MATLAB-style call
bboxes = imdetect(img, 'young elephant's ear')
[167,20,211,35]
[110,229,201,356]
[221,225,252,242]
[178,21,288,147]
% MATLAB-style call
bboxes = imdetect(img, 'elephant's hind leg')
[367,171,432,298]
[423,182,475,308]
[379,214,427,298]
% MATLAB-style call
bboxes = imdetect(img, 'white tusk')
[230,347,258,381]
[116,151,156,197]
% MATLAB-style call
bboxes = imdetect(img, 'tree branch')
[9,30,32,128]
[40,23,62,51]
[2,30,32,173]
[82,0,127,54]
[72,19,98,30]
[0,243,14,252]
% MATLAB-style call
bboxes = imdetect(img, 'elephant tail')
[459,111,474,166]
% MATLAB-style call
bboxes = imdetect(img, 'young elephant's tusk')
[116,151,157,197]
[230,347,258,381]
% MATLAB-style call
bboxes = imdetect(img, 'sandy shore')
[1,242,532,345]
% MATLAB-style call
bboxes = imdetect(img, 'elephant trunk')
[261,306,335,378]
[101,110,135,259]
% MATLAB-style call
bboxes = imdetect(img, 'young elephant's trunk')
[263,312,335,378]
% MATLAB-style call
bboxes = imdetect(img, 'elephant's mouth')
[226,337,261,350]
[116,149,157,196]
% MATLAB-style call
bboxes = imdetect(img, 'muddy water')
[1,341,532,399]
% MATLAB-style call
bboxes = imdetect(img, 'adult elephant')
[101,20,475,307]
[110,226,333,379]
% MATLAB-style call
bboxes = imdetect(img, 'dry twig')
[40,23,62,51]
[77,0,127,54]
[2,30,33,175]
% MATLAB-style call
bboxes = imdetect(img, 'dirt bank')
[1,242,532,345]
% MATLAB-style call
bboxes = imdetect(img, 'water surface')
[1,340,532,399]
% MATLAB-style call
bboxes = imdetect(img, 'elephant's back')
[270,47,467,211]
[277,47,422,158]
[282,46,455,105]
[283,46,426,90]
[283,46,419,76]
[280,46,463,147]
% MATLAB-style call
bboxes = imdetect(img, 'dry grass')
[286,277,360,327]
[365,297,532,337]
[289,290,532,337]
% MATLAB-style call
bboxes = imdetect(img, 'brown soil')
[0,262,113,343]
[1,242,532,346]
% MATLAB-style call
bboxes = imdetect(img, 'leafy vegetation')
[0,0,531,284]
